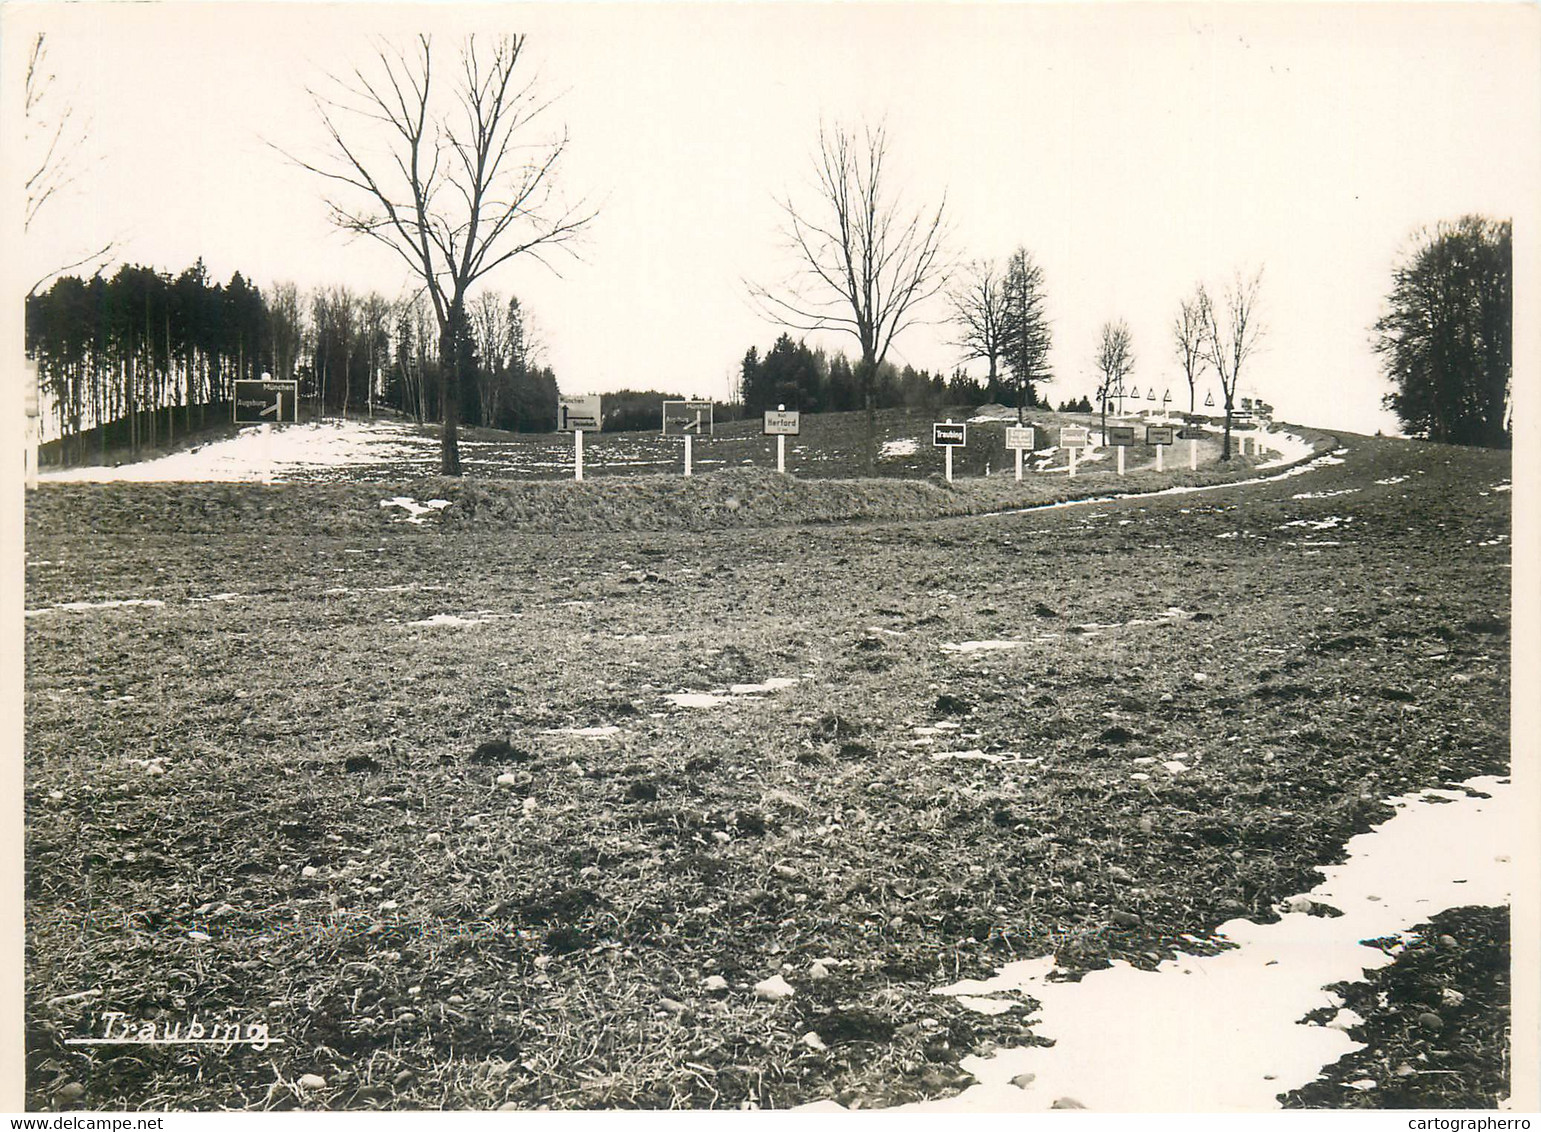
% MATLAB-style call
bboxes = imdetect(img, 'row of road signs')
[935,419,1197,478]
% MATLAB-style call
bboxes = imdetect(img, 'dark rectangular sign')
[233,380,298,424]
[933,422,967,446]
[1106,425,1137,447]
[1145,425,1177,446]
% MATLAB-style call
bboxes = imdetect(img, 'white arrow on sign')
[260,394,282,419]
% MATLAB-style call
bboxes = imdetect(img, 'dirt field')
[22,428,1512,1110]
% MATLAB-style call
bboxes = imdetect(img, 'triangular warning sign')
[1147,388,1156,400]
[1204,391,1215,407]
[1129,385,1139,399]
[1162,388,1172,402]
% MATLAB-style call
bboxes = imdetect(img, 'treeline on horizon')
[25,259,561,464]
[26,260,1101,465]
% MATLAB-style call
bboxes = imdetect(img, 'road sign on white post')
[1060,425,1089,478]
[933,420,966,483]
[684,433,693,476]
[1005,425,1034,482]
[662,399,715,436]
[764,406,800,473]
[1146,425,1176,472]
[558,395,600,481]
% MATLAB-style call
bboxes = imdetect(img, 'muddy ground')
[22,431,1512,1110]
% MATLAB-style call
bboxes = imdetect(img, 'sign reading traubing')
[933,422,967,447]
[233,379,298,424]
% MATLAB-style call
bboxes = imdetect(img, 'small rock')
[380,900,399,912]
[772,864,798,880]
[187,930,212,942]
[1110,910,1141,928]
[1158,692,1174,704]
[1394,1063,1417,1078]
[1282,895,1314,914]
[658,997,688,1015]
[57,1082,85,1103]
[498,1101,521,1111]
[298,1073,328,1091]
[496,773,521,788]
[471,739,527,765]
[808,961,831,980]
[1441,988,1466,1008]
[703,975,729,993]
[1190,672,1208,684]
[423,833,443,846]
[754,974,795,1001]
[1348,1079,1378,1091]
[393,1069,416,1087]
[1417,1011,1444,1032]
[802,1031,828,1051]
[1438,934,1459,949]
[301,865,319,879]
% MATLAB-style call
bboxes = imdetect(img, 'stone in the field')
[703,975,729,993]
[187,930,212,942]
[754,974,795,1001]
[298,1073,327,1091]
[1110,910,1141,928]
[57,1082,85,1102]
[802,1031,828,1051]
[1417,1011,1444,1032]
[1441,988,1465,1008]
[301,865,319,878]
[496,773,521,788]
[344,755,381,773]
[423,833,443,846]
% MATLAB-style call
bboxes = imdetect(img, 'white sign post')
[558,395,602,482]
[764,405,800,473]
[1060,425,1089,478]
[24,358,40,491]
[1004,425,1035,481]
[684,433,693,476]
[1145,425,1176,472]
[1191,436,1198,470]
[933,420,967,483]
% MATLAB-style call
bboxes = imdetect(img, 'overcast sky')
[8,1,1539,435]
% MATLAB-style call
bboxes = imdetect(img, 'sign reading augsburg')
[763,410,801,435]
[233,380,298,424]
[1004,426,1035,450]
[558,395,602,432]
[933,422,967,447]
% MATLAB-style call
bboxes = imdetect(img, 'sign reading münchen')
[233,379,298,424]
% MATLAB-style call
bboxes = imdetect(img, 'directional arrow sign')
[233,379,298,424]
[558,395,602,432]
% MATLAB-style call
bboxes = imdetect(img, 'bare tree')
[287,34,595,474]
[1093,319,1135,443]
[749,121,949,469]
[1173,289,1208,416]
[947,257,1009,391]
[24,32,115,295]
[1198,269,1265,460]
[268,282,305,383]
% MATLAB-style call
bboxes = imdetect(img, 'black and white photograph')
[4,0,1537,1117]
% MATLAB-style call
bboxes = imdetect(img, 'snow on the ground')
[846,775,1516,1113]
[1253,430,1316,468]
[879,438,919,459]
[25,598,165,618]
[940,640,1025,654]
[39,419,431,483]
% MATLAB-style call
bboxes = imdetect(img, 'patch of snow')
[1492,482,1511,493]
[26,598,165,618]
[666,692,731,709]
[1374,475,1409,486]
[890,775,1514,1113]
[1252,431,1317,469]
[940,640,1025,654]
[40,419,433,483]
[382,497,453,523]
[1279,515,1352,531]
[542,726,622,739]
[729,677,799,694]
[407,612,493,627]
[189,592,242,603]
[879,438,919,459]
